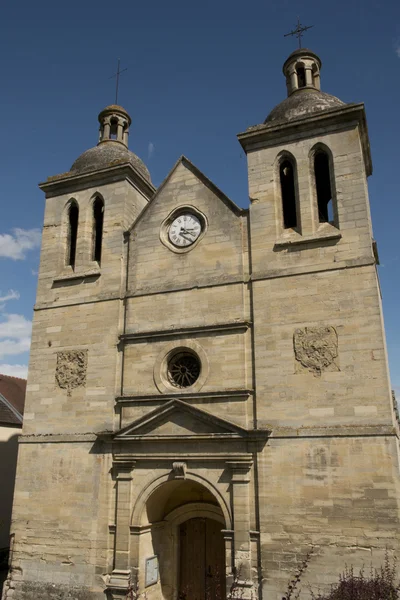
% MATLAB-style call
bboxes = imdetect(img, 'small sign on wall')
[145,555,159,587]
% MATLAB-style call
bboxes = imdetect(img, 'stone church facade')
[3,48,400,600]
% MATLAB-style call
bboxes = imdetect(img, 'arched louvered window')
[92,197,104,263]
[67,202,79,268]
[314,151,333,223]
[280,159,298,229]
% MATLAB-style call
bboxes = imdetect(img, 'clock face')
[168,214,202,247]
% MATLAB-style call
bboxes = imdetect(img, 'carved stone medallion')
[55,350,88,393]
[294,326,339,376]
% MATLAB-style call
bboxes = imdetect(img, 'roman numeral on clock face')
[168,213,202,248]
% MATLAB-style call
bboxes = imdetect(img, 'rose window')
[167,352,201,388]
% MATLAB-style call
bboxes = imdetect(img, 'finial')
[108,59,128,106]
[284,17,314,49]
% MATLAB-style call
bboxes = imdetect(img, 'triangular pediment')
[114,399,251,440]
[128,156,246,234]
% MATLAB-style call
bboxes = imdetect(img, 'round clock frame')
[160,206,207,254]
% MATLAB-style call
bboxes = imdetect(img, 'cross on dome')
[284,17,314,49]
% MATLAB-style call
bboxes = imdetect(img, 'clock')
[168,213,202,247]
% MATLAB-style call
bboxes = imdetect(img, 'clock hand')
[179,231,194,242]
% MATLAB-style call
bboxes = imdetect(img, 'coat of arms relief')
[294,326,339,376]
[55,350,88,394]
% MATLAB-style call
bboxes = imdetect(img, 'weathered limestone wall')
[5,441,112,600]
[23,300,120,435]
[127,160,248,296]
[245,114,400,597]
[0,426,20,549]
[125,283,249,332]
[122,331,249,394]
[253,266,394,428]
[36,179,147,308]
[2,173,150,600]
[248,124,375,279]
[257,436,400,599]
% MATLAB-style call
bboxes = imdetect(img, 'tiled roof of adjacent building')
[0,374,26,426]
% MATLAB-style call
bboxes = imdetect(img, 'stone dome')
[265,88,345,126]
[70,141,151,182]
[69,104,151,183]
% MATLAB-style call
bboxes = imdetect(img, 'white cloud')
[0,313,32,339]
[0,228,41,260]
[0,290,20,303]
[0,338,31,358]
[0,363,28,378]
[148,142,155,159]
[0,313,32,359]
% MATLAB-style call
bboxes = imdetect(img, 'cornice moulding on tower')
[39,162,156,198]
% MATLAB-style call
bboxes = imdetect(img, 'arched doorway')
[179,517,225,600]
[134,478,228,600]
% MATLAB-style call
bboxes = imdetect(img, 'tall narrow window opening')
[314,151,333,223]
[93,197,104,263]
[312,64,320,88]
[280,160,297,229]
[67,202,79,268]
[297,66,306,88]
[110,118,118,140]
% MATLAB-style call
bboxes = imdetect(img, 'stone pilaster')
[106,459,136,600]
[227,460,253,590]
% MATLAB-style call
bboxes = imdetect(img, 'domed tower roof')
[264,48,345,126]
[70,104,151,183]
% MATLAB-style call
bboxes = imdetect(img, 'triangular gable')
[126,156,247,234]
[113,399,252,440]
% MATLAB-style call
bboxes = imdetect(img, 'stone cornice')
[39,162,156,199]
[19,433,97,443]
[274,230,342,249]
[33,260,376,312]
[18,424,398,444]
[119,321,252,343]
[116,390,252,403]
[270,424,397,438]
[53,270,101,284]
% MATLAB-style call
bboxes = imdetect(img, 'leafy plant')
[283,548,400,600]
[310,553,400,599]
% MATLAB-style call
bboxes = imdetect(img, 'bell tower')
[238,47,374,275]
[23,105,155,439]
[237,47,399,595]
[238,47,393,427]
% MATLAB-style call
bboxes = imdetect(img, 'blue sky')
[0,0,399,394]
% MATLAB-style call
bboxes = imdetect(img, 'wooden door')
[179,517,225,600]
